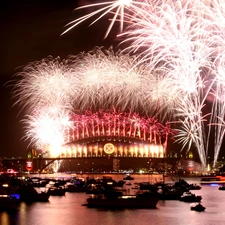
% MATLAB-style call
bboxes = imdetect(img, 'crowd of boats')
[2,173,225,211]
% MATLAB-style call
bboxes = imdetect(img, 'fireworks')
[13,0,225,169]
[62,0,149,39]
[14,47,175,157]
[13,56,79,113]
[61,109,176,159]
[60,0,225,169]
[68,109,175,143]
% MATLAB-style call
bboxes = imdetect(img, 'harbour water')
[1,174,225,225]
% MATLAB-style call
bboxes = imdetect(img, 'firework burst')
[14,47,175,157]
[13,56,80,113]
[62,0,149,39]
[58,0,225,169]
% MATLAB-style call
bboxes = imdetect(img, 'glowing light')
[14,48,176,158]
[14,0,225,169]
[62,0,148,38]
[62,0,225,169]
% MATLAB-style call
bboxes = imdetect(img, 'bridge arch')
[61,136,165,158]
[56,110,176,159]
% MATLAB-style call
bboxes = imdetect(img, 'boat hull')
[190,203,205,212]
[85,195,159,208]
[20,192,50,202]
[200,176,225,185]
[0,196,20,210]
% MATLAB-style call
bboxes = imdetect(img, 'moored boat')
[200,176,225,185]
[123,174,134,180]
[179,191,202,203]
[0,183,21,210]
[190,203,206,212]
[46,181,66,196]
[0,194,20,210]
[218,185,225,190]
[65,182,86,192]
[47,186,66,196]
[65,178,87,192]
[84,191,159,208]
[17,184,50,202]
[188,184,201,190]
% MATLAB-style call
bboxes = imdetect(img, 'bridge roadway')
[1,155,181,172]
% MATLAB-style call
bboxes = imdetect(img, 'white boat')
[123,174,134,180]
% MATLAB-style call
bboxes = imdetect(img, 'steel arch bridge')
[60,136,165,159]
[32,110,176,166]
[55,109,176,159]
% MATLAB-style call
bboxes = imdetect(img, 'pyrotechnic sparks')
[22,108,74,157]
[62,0,149,38]
[72,47,171,116]
[59,0,225,169]
[14,47,176,158]
[13,56,79,113]
[62,109,176,158]
[209,53,225,167]
[68,109,175,143]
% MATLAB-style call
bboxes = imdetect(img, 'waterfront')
[1,174,225,225]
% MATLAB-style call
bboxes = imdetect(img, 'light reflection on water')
[1,174,225,225]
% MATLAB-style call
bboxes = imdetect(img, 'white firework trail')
[62,0,149,39]
[14,47,172,157]
[209,53,225,168]
[73,46,160,115]
[22,107,74,157]
[13,56,80,113]
[61,0,225,169]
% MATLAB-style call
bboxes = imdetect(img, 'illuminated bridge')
[60,136,164,158]
[1,111,176,172]
[56,110,176,159]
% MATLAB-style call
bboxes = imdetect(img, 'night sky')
[0,0,120,158]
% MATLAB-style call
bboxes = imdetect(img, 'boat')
[65,178,87,192]
[200,176,225,185]
[0,194,20,210]
[190,203,206,212]
[116,180,126,187]
[131,185,139,190]
[179,191,202,202]
[0,183,21,210]
[17,184,50,202]
[159,188,184,201]
[47,186,66,196]
[31,178,49,187]
[123,174,134,180]
[125,181,132,186]
[188,183,202,190]
[84,191,159,208]
[46,181,66,196]
[65,182,86,192]
[218,185,225,190]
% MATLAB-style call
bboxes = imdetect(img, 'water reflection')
[1,174,225,225]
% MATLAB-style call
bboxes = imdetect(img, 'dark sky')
[0,0,119,158]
